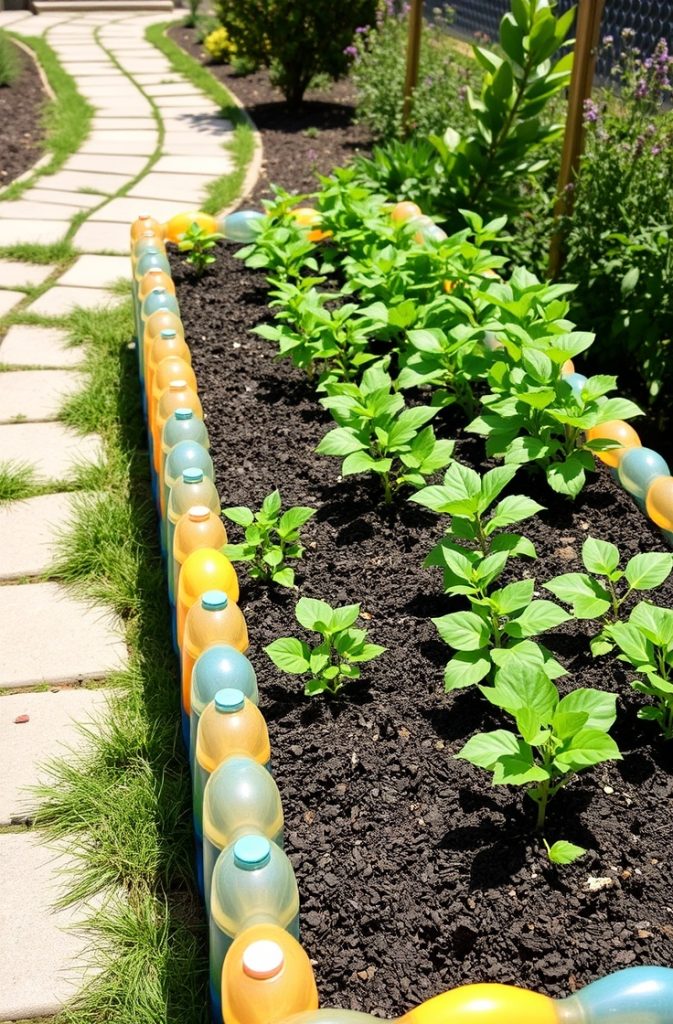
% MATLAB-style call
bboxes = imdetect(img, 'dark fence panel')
[431,1,673,75]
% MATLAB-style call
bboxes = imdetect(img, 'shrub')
[214,0,377,104]
[203,26,235,63]
[0,31,20,87]
[349,3,479,140]
[562,33,673,421]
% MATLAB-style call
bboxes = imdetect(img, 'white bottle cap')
[242,940,284,980]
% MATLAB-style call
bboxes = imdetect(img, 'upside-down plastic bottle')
[172,504,227,607]
[146,328,192,416]
[211,836,300,1024]
[162,440,214,541]
[202,756,284,910]
[273,966,673,1024]
[140,286,180,330]
[132,229,166,263]
[149,356,199,473]
[152,379,202,482]
[181,590,248,747]
[130,213,164,243]
[221,924,318,1024]
[175,545,239,650]
[190,645,258,772]
[137,268,176,307]
[193,689,270,854]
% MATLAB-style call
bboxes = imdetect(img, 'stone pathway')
[0,8,239,1020]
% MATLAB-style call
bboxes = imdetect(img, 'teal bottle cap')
[151,287,167,296]
[175,408,193,420]
[183,467,203,484]
[215,688,245,713]
[234,835,271,870]
[202,589,228,611]
[160,328,177,339]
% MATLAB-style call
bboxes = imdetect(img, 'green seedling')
[456,659,621,830]
[606,601,673,738]
[543,838,587,865]
[544,538,673,654]
[222,490,315,588]
[265,597,385,696]
[316,361,454,502]
[178,221,223,274]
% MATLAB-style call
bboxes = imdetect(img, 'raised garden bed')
[0,37,46,188]
[168,242,673,1010]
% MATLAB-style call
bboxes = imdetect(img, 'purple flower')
[355,24,369,34]
[343,44,358,58]
[635,78,648,99]
[583,98,599,124]
[651,145,662,156]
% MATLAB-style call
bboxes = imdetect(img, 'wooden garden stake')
[402,0,423,133]
[548,0,606,278]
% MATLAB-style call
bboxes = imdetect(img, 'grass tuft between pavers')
[24,293,208,1024]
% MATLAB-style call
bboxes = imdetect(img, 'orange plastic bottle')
[152,378,202,477]
[137,268,176,304]
[176,548,239,646]
[173,505,227,606]
[181,589,248,745]
[145,328,192,412]
[144,309,184,351]
[130,213,164,243]
[585,420,641,468]
[150,355,198,436]
[221,924,318,1024]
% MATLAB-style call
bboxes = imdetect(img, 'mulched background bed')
[170,244,673,1012]
[0,39,46,188]
[168,26,373,202]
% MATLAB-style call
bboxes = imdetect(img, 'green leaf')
[490,579,535,615]
[487,494,545,531]
[330,603,361,632]
[555,689,618,732]
[433,611,491,651]
[505,600,570,638]
[296,597,334,632]
[265,637,311,674]
[546,455,588,499]
[309,643,331,674]
[342,451,391,476]
[607,622,652,668]
[593,397,643,423]
[220,543,252,562]
[278,506,316,536]
[551,711,589,740]
[456,729,520,770]
[223,506,254,527]
[582,537,620,576]
[493,748,550,786]
[261,490,282,517]
[545,840,587,865]
[316,427,367,456]
[516,707,549,746]
[272,567,295,588]
[263,546,284,567]
[477,465,519,514]
[349,642,386,663]
[486,664,558,721]
[543,573,611,619]
[444,650,491,691]
[630,601,673,647]
[625,552,673,591]
[305,676,329,697]
[554,729,622,772]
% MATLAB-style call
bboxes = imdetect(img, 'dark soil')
[168,25,373,203]
[170,244,673,1011]
[0,40,46,188]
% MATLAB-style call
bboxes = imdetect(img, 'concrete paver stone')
[128,171,213,202]
[0,421,103,482]
[0,261,54,288]
[27,286,119,317]
[0,581,127,689]
[0,369,84,424]
[0,290,25,317]
[57,254,129,289]
[1,687,112,823]
[153,154,233,175]
[77,138,155,157]
[28,170,127,194]
[21,188,102,210]
[0,491,80,581]
[0,221,68,246]
[65,153,147,175]
[0,200,79,222]
[0,325,84,369]
[72,220,129,255]
[89,196,194,223]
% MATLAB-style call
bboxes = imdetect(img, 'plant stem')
[535,778,550,831]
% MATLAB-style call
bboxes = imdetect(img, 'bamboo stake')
[402,0,423,133]
[548,0,606,279]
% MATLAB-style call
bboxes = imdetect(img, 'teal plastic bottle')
[163,442,215,570]
[218,209,265,242]
[190,645,258,772]
[210,834,300,1024]
[165,467,220,594]
[137,286,179,386]
[201,755,284,910]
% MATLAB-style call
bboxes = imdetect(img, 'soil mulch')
[168,25,373,203]
[170,244,673,1013]
[0,39,46,189]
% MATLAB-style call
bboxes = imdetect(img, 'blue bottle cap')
[234,835,271,870]
[215,688,245,713]
[202,590,228,611]
[160,328,177,339]
[175,408,193,420]
[183,467,203,484]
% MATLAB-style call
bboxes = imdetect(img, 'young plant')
[606,601,673,738]
[265,597,385,696]
[222,490,315,588]
[544,538,673,653]
[543,838,587,866]
[468,324,644,497]
[316,361,454,502]
[456,659,621,830]
[178,221,223,274]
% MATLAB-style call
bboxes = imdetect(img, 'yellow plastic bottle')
[181,590,248,745]
[176,547,239,649]
[145,328,192,415]
[152,379,202,478]
[173,505,227,606]
[144,308,184,352]
[221,924,318,1024]
[150,356,198,441]
[400,984,558,1024]
[137,268,176,304]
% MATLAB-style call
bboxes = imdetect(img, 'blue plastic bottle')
[209,835,300,1024]
[219,209,265,242]
[190,645,258,772]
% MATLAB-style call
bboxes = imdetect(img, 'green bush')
[349,3,479,140]
[213,0,377,103]
[562,33,673,421]
[0,31,20,87]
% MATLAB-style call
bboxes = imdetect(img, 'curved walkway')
[0,10,239,1021]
